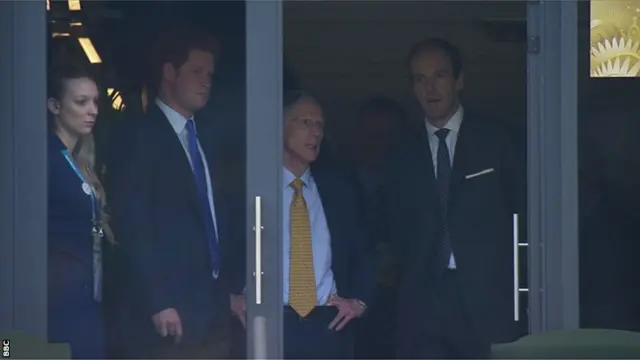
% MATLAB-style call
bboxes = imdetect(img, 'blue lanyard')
[61,149,104,302]
[61,150,102,237]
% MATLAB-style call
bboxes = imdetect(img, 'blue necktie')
[186,119,220,277]
[435,128,452,269]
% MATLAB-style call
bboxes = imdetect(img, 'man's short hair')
[283,90,320,120]
[149,25,220,91]
[405,37,463,79]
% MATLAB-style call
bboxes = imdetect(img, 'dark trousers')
[284,306,353,359]
[151,336,229,359]
[114,324,230,359]
[354,284,397,359]
[417,269,490,359]
[229,316,247,359]
[111,299,231,359]
[149,315,231,359]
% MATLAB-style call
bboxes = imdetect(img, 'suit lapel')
[414,127,438,215]
[149,104,204,223]
[448,114,477,209]
[198,127,227,240]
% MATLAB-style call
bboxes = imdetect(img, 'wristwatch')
[356,299,367,312]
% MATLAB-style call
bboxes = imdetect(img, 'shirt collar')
[283,167,312,189]
[155,98,194,135]
[425,105,464,136]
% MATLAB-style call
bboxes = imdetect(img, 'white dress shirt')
[282,168,337,305]
[424,105,464,269]
[155,98,219,238]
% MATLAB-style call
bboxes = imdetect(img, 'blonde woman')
[47,63,113,359]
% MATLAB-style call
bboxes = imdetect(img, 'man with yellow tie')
[231,90,375,359]
[281,90,375,359]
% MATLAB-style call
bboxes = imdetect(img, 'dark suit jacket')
[105,104,240,349]
[47,132,105,358]
[230,160,376,304]
[385,113,526,357]
[309,162,376,304]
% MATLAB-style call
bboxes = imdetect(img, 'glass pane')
[284,1,528,358]
[245,1,284,359]
[0,1,48,338]
[46,1,263,357]
[582,0,640,331]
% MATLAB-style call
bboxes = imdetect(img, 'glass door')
[526,0,581,332]
[1,1,287,358]
[0,0,48,336]
[245,0,284,359]
[581,0,640,331]
[527,0,640,335]
[283,0,531,352]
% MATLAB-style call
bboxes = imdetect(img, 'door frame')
[526,0,580,333]
[0,1,48,336]
[245,1,284,359]
[0,0,582,349]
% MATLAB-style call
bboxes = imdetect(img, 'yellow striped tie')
[288,178,317,317]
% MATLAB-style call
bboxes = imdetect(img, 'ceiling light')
[68,0,81,11]
[78,37,102,64]
[107,88,126,111]
[70,21,83,27]
[52,32,71,38]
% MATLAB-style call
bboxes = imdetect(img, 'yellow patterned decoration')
[591,0,640,77]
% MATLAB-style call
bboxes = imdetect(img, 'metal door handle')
[513,213,530,321]
[513,213,520,321]
[254,196,262,305]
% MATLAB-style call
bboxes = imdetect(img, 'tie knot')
[290,178,304,193]
[185,118,196,133]
[435,128,450,141]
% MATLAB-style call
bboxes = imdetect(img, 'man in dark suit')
[387,38,526,359]
[233,91,375,359]
[106,27,241,358]
[349,96,410,359]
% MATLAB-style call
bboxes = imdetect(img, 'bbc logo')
[1,339,9,358]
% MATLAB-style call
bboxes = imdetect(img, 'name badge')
[82,182,92,196]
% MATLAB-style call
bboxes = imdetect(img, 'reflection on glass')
[77,38,102,64]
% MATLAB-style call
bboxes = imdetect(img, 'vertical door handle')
[513,213,530,322]
[254,196,262,305]
[513,213,520,321]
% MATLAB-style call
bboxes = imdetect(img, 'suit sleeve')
[107,121,174,317]
[345,176,377,306]
[378,145,408,275]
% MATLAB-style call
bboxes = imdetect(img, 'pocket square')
[465,168,495,179]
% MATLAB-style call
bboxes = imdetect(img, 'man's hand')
[230,294,247,328]
[152,308,182,343]
[327,294,366,331]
